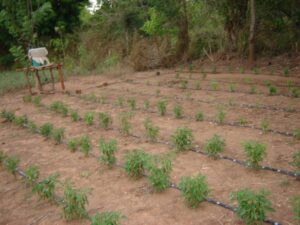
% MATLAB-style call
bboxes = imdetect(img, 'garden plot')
[0,70,299,225]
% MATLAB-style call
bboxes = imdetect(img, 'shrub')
[172,127,193,151]
[70,110,79,122]
[290,196,300,222]
[291,150,300,172]
[144,100,150,110]
[52,128,65,144]
[32,173,59,200]
[216,107,226,124]
[261,119,269,133]
[25,165,40,186]
[99,112,112,130]
[80,135,92,157]
[40,123,53,138]
[211,81,219,91]
[293,129,300,140]
[118,112,132,135]
[50,101,68,116]
[268,85,277,96]
[157,100,167,116]
[242,141,267,168]
[290,87,299,98]
[179,174,209,208]
[98,138,118,167]
[204,134,226,158]
[195,111,204,121]
[146,157,172,192]
[229,83,236,92]
[33,96,42,107]
[14,115,28,127]
[127,98,136,110]
[124,149,148,179]
[62,183,88,220]
[144,118,159,142]
[68,138,79,152]
[230,189,274,225]
[0,110,15,122]
[173,105,183,119]
[84,112,94,125]
[180,80,188,89]
[22,95,32,103]
[4,156,19,175]
[91,212,124,225]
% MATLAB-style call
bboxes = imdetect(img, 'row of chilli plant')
[21,96,300,178]
[0,151,124,225]
[1,111,298,225]
[73,91,300,138]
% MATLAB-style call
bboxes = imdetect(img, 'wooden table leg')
[57,64,65,90]
[35,70,43,93]
[24,69,33,95]
[49,68,55,91]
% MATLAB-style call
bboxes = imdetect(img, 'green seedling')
[4,156,19,175]
[118,112,132,135]
[268,85,277,95]
[211,81,219,91]
[290,196,300,222]
[239,117,248,126]
[204,134,226,158]
[124,149,148,179]
[195,111,204,121]
[91,212,124,225]
[80,135,92,157]
[216,107,226,124]
[25,165,40,186]
[127,98,136,110]
[229,83,236,92]
[50,101,68,116]
[52,128,64,144]
[144,118,159,142]
[99,112,112,130]
[242,141,267,168]
[0,110,15,122]
[231,189,274,225]
[290,87,299,98]
[261,119,269,133]
[84,112,94,125]
[68,138,79,152]
[172,127,193,151]
[144,100,150,110]
[98,138,118,167]
[116,97,124,107]
[173,105,183,119]
[157,100,167,116]
[179,174,209,208]
[40,123,53,138]
[32,173,59,200]
[14,115,28,127]
[283,67,289,76]
[70,110,79,122]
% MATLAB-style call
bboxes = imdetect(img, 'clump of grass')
[40,123,53,138]
[293,129,300,140]
[268,85,277,95]
[33,96,42,107]
[62,183,88,220]
[68,138,79,152]
[172,127,193,151]
[4,156,19,176]
[84,112,94,125]
[25,165,40,186]
[50,101,68,116]
[211,81,219,91]
[118,112,132,135]
[229,83,236,92]
[195,81,201,90]
[146,157,172,192]
[14,115,28,127]
[173,105,183,119]
[91,212,124,225]
[180,80,188,89]
[230,189,274,225]
[144,100,150,110]
[0,110,15,122]
[80,135,92,157]
[124,149,148,179]
[242,141,267,168]
[204,134,226,158]
[179,174,209,208]
[157,100,167,116]
[22,95,32,103]
[261,119,269,133]
[290,196,300,222]
[127,98,136,110]
[250,85,257,94]
[195,111,204,121]
[291,150,300,173]
[290,87,299,98]
[52,128,65,144]
[98,138,118,167]
[32,173,59,200]
[70,110,79,122]
[99,112,112,130]
[144,118,159,142]
[216,107,226,124]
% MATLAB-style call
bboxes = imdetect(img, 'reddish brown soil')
[0,70,299,225]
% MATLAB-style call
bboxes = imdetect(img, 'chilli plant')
[70,110,79,122]
[179,174,209,208]
[14,115,28,127]
[49,101,68,116]
[195,111,204,121]
[124,149,148,179]
[32,173,59,200]
[98,138,118,167]
[127,98,136,110]
[25,165,40,186]
[216,107,226,124]
[0,110,15,122]
[173,105,183,119]
[290,196,300,222]
[157,100,167,116]
[40,123,53,138]
[118,112,132,135]
[172,127,193,151]
[80,135,92,157]
[52,128,65,144]
[99,112,113,130]
[91,212,124,225]
[84,112,94,126]
[204,134,226,158]
[291,150,300,174]
[242,141,267,168]
[68,138,79,152]
[230,188,274,225]
[144,118,159,142]
[4,156,19,176]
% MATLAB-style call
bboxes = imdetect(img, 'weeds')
[4,156,19,175]
[52,128,65,144]
[242,141,267,168]
[230,189,274,225]
[32,173,59,200]
[68,138,79,152]
[204,134,226,158]
[25,165,40,186]
[179,174,209,208]
[157,100,167,116]
[118,112,132,135]
[70,110,79,122]
[124,149,148,179]
[195,111,204,121]
[91,212,124,225]
[84,112,94,125]
[98,138,118,167]
[290,196,300,222]
[99,112,112,130]
[172,127,193,151]
[40,123,53,138]
[173,105,183,119]
[127,98,136,110]
[216,107,226,124]
[144,118,159,142]
[80,135,92,156]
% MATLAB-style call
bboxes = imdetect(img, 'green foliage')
[144,118,159,142]
[240,67,245,74]
[68,138,79,152]
[195,111,204,121]
[261,119,269,133]
[14,115,28,127]
[0,110,15,122]
[173,105,183,119]
[293,129,300,140]
[229,83,236,92]
[231,189,274,225]
[33,96,42,107]
[290,196,300,222]
[4,156,19,175]
[283,67,289,76]
[124,149,148,179]
[70,110,79,122]
[157,100,167,116]
[25,165,40,186]
[22,95,32,103]
[172,127,193,151]
[52,128,65,144]
[62,183,88,220]
[146,157,172,192]
[127,98,136,110]
[32,173,59,200]
[242,141,267,168]
[291,150,300,172]
[211,81,219,91]
[216,107,226,124]
[290,87,299,98]
[98,138,118,167]
[99,112,112,130]
[40,123,53,138]
[268,85,277,95]
[80,135,92,157]
[179,174,209,208]
[118,112,132,135]
[144,100,150,110]
[204,134,226,158]
[84,112,94,125]
[50,101,68,116]
[91,212,124,225]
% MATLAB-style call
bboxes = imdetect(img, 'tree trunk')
[248,0,256,66]
[176,0,189,60]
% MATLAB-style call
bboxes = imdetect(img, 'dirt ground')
[0,69,300,225]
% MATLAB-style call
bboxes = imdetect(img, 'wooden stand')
[18,64,65,95]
